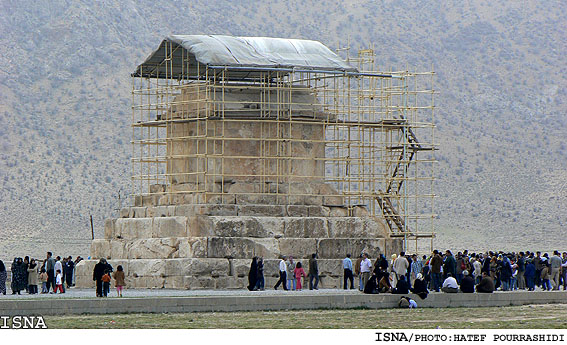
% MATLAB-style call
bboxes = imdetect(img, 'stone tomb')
[75,86,403,289]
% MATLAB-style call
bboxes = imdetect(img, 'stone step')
[91,236,390,260]
[105,215,387,241]
[75,258,358,290]
[120,204,357,219]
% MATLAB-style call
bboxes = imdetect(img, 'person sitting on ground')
[411,273,429,299]
[459,270,475,293]
[476,271,495,293]
[363,274,379,294]
[391,275,410,294]
[441,273,459,293]
[398,296,418,309]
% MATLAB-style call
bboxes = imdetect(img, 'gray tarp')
[133,35,357,78]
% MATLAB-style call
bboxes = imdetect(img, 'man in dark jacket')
[430,250,443,292]
[443,250,456,280]
[460,270,475,293]
[308,253,319,290]
[476,272,495,293]
[45,252,56,293]
[392,275,410,294]
[93,259,107,297]
[64,257,75,288]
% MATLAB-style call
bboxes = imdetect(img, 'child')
[39,268,48,294]
[541,262,551,291]
[101,269,111,297]
[112,265,125,297]
[293,262,307,290]
[54,269,64,293]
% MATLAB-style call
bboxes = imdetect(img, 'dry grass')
[46,304,567,329]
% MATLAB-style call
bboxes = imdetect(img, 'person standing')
[274,256,288,290]
[443,250,456,280]
[287,256,296,291]
[354,254,363,291]
[112,265,126,297]
[255,257,265,291]
[93,258,107,297]
[516,252,526,289]
[393,252,409,283]
[360,253,372,290]
[27,259,39,294]
[45,252,55,293]
[294,262,307,290]
[11,258,26,295]
[64,256,75,289]
[247,257,258,291]
[343,254,354,289]
[430,250,443,292]
[0,260,6,295]
[550,251,562,290]
[23,256,29,293]
[308,253,319,290]
[54,256,64,293]
[534,251,543,287]
[561,252,567,291]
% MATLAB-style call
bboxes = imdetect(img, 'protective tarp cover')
[133,35,357,78]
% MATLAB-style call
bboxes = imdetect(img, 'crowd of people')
[0,252,84,295]
[245,250,567,296]
[91,258,125,297]
[350,250,567,297]
[247,254,322,291]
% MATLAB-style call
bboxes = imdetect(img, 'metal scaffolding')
[130,39,437,251]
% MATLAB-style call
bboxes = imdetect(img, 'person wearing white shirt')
[274,256,288,290]
[441,273,459,293]
[360,253,372,289]
[53,257,64,293]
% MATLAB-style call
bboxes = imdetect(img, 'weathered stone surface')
[128,238,181,259]
[164,276,185,289]
[277,238,317,258]
[238,205,285,217]
[187,216,215,237]
[283,218,328,238]
[129,259,167,277]
[327,217,387,238]
[352,205,369,217]
[104,219,116,239]
[110,240,126,259]
[147,206,172,218]
[320,184,344,206]
[214,277,246,289]
[129,276,166,288]
[115,218,153,240]
[130,207,147,218]
[207,237,278,259]
[183,276,215,290]
[119,208,130,218]
[329,206,348,217]
[90,240,110,259]
[198,204,238,216]
[210,216,284,238]
[317,238,385,259]
[286,205,309,217]
[308,206,330,217]
[178,237,208,258]
[153,216,188,238]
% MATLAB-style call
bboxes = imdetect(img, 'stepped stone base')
[75,258,378,290]
[77,203,402,289]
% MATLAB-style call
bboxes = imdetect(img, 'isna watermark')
[1,315,47,329]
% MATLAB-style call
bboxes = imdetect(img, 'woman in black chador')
[247,257,258,291]
[0,260,7,295]
[11,258,26,294]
